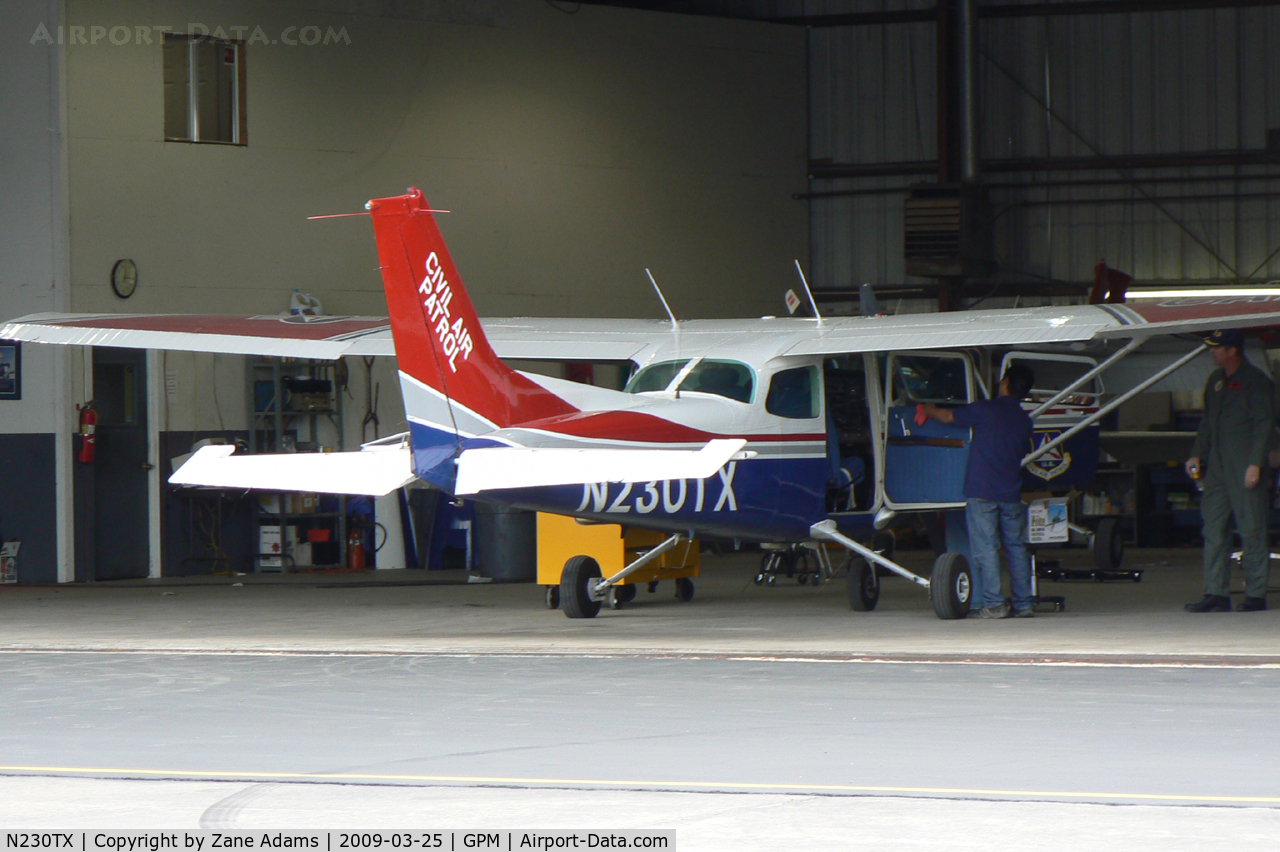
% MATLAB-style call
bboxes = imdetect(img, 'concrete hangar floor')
[0,546,1277,851]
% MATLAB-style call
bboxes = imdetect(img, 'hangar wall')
[807,2,1280,293]
[0,0,73,580]
[64,0,807,438]
[64,0,807,322]
[3,0,808,579]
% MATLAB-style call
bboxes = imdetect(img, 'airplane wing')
[0,313,665,362]
[5,296,1280,364]
[779,299,1280,358]
[170,443,416,496]
[0,313,396,359]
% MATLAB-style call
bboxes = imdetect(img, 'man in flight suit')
[1185,328,1275,613]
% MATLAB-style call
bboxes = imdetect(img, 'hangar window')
[164,33,246,145]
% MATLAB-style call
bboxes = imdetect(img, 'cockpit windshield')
[625,358,755,403]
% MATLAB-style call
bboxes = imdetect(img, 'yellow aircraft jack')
[537,512,699,616]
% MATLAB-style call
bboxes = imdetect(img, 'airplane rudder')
[369,188,501,386]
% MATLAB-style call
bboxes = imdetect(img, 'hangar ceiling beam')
[777,0,1280,27]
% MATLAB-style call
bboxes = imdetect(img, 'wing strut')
[809,520,930,589]
[1022,341,1208,467]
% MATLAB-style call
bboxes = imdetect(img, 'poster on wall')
[0,343,19,400]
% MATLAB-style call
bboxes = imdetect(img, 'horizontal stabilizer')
[453,438,749,495]
[169,445,415,496]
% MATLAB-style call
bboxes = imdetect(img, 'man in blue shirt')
[920,363,1036,618]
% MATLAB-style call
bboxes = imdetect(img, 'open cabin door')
[1001,351,1102,491]
[882,351,978,509]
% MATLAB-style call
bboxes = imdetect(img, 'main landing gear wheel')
[608,583,637,610]
[793,551,811,584]
[675,578,695,602]
[931,551,972,620]
[871,530,895,561]
[847,558,879,612]
[1093,517,1124,572]
[545,586,560,610]
[561,555,602,619]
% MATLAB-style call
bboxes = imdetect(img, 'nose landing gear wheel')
[561,555,603,619]
[931,551,972,620]
[847,558,879,611]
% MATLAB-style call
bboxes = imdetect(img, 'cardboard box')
[1027,497,1070,544]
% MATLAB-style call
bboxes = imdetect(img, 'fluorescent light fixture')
[1128,288,1280,299]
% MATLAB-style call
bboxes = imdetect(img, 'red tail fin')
[368,188,575,432]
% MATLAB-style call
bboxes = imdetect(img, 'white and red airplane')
[7,187,1280,618]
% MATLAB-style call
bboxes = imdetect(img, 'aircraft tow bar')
[590,532,686,599]
[809,520,930,589]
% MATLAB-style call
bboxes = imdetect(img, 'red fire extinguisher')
[347,525,364,571]
[77,403,97,464]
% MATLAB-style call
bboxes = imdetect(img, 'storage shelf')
[248,359,346,572]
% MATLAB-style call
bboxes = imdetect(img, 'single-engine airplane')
[6,187,1280,619]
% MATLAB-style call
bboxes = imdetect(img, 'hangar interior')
[2,0,1279,584]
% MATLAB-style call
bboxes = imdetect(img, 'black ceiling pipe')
[810,147,1280,179]
[774,0,1280,27]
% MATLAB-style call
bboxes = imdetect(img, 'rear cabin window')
[1007,357,1101,406]
[766,366,819,419]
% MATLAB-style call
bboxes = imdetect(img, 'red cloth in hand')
[914,403,928,426]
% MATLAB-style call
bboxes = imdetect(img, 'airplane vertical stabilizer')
[367,188,577,442]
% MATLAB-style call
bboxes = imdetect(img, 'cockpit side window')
[766,366,819,419]
[625,359,755,403]
[890,354,971,405]
[680,360,754,402]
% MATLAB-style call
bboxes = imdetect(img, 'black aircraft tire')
[1093,517,1124,571]
[931,552,973,620]
[545,585,560,610]
[561,555,602,619]
[871,530,895,560]
[847,558,879,612]
[675,578,695,602]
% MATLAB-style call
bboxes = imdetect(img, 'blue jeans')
[966,498,1033,610]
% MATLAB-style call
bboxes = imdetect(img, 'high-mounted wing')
[0,313,395,359]
[0,313,666,363]
[6,296,1280,365]
[780,299,1280,359]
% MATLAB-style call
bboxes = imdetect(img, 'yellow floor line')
[0,765,1276,805]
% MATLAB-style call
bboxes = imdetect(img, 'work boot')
[1185,595,1232,613]
[1237,596,1267,612]
[978,602,1012,619]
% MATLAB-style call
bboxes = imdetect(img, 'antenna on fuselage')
[793,260,823,325]
[646,268,679,333]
